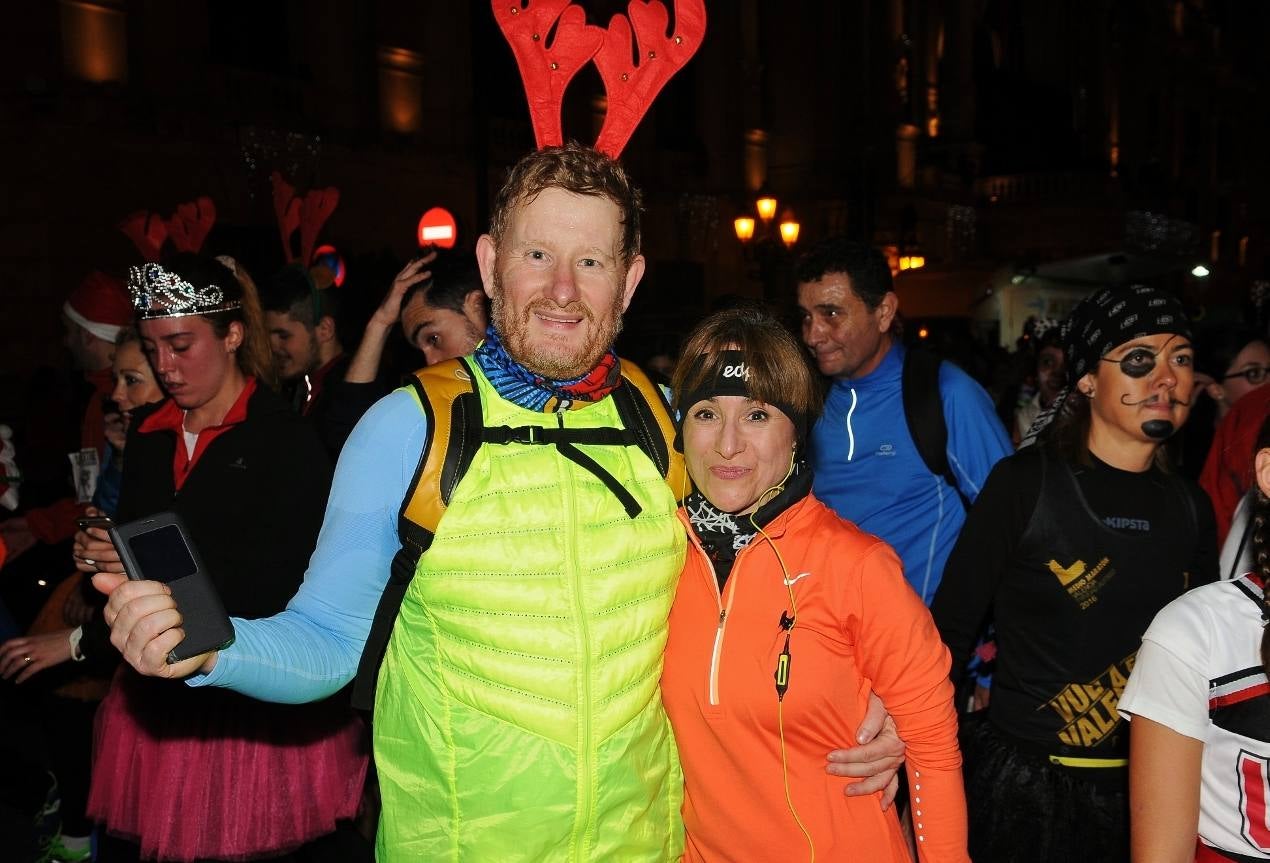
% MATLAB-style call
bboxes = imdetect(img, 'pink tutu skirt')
[87,668,368,862]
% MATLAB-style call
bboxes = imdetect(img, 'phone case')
[109,511,235,663]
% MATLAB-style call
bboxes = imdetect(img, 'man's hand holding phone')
[92,571,219,680]
[74,508,124,575]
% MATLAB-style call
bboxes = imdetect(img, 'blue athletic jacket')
[809,341,1011,604]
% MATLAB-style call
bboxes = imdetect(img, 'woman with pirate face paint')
[1087,331,1197,451]
[930,284,1220,863]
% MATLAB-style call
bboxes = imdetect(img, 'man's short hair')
[260,265,339,329]
[794,237,893,310]
[402,250,484,315]
[488,143,642,266]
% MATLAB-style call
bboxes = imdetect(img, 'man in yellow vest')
[91,143,902,861]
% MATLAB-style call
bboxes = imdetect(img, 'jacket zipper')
[561,412,594,859]
[688,535,738,707]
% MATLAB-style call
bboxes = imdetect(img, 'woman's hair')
[1252,414,1270,676]
[1195,328,1265,380]
[1040,388,1094,465]
[671,306,823,430]
[114,325,140,348]
[161,253,277,390]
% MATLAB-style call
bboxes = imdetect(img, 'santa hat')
[63,271,132,343]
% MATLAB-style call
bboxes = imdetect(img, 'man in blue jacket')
[796,237,1011,605]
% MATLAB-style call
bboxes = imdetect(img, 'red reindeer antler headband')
[271,171,340,267]
[494,0,706,157]
[118,196,217,262]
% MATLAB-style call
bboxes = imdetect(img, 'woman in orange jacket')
[661,307,967,862]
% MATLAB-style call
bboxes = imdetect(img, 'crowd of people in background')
[0,141,1267,863]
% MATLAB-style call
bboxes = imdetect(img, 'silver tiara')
[127,263,241,319]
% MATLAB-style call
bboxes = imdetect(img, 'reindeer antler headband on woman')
[117,196,238,319]
[494,0,707,157]
[271,172,340,269]
[118,197,218,263]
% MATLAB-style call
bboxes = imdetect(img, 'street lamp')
[734,198,799,248]
[778,218,800,247]
[734,195,801,301]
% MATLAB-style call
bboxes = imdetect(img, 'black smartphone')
[109,512,235,664]
[77,515,115,532]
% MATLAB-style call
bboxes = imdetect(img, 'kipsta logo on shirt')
[875,443,896,457]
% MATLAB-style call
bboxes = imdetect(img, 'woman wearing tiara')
[74,253,368,862]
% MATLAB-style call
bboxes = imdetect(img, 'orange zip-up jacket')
[662,493,968,862]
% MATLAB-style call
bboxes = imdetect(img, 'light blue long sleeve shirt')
[189,389,426,703]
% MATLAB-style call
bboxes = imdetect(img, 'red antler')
[593,0,706,157]
[166,197,217,254]
[271,172,302,263]
[118,211,168,262]
[298,188,340,269]
[493,0,605,148]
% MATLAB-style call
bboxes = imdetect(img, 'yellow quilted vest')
[374,363,687,861]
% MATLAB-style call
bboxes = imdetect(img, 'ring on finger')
[83,558,96,566]
[24,655,32,663]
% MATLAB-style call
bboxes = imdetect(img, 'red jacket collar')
[138,378,258,490]
[139,377,257,436]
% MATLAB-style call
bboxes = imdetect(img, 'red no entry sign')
[417,207,457,249]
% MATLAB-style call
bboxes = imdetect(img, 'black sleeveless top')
[988,454,1201,756]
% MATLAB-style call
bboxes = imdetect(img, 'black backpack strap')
[350,358,481,712]
[902,347,971,511]
[611,376,670,476]
[476,361,689,517]
[556,437,643,518]
[614,362,691,504]
[481,417,644,517]
[480,424,634,447]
